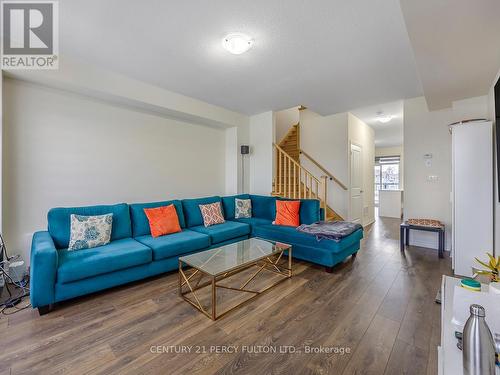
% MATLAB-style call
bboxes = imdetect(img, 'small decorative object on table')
[461,278,482,292]
[473,253,500,294]
[462,304,496,375]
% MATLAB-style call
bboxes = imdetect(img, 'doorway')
[350,143,363,224]
[374,156,400,207]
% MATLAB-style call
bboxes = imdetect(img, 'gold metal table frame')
[178,245,292,320]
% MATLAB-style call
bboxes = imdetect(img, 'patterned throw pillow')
[235,198,252,219]
[407,218,444,228]
[199,202,225,227]
[68,214,113,250]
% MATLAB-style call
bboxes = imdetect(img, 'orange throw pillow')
[274,200,301,227]
[144,204,181,238]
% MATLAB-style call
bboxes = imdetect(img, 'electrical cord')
[0,233,31,315]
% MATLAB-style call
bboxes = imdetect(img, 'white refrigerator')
[451,121,493,277]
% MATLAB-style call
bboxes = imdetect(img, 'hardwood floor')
[0,216,451,375]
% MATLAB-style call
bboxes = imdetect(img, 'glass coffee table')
[178,237,292,320]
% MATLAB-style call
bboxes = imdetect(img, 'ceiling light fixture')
[377,112,393,124]
[222,33,254,55]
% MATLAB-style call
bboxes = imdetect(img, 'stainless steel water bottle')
[462,304,496,375]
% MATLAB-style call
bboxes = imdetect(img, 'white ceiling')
[351,100,404,148]
[60,0,423,115]
[400,0,500,110]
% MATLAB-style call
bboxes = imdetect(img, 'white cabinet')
[378,190,403,218]
[439,276,500,375]
[451,121,493,277]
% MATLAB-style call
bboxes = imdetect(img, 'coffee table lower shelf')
[178,247,292,321]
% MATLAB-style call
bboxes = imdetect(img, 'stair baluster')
[272,121,345,221]
[273,143,327,211]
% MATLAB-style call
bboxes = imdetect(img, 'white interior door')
[350,144,363,224]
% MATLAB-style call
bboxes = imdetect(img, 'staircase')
[272,124,346,221]
[278,124,300,162]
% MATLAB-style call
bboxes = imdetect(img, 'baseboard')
[409,237,451,252]
[363,218,375,227]
[409,237,437,249]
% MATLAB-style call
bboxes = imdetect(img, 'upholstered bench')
[400,219,445,258]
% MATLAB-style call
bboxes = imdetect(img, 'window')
[374,156,400,206]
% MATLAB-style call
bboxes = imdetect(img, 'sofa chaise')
[30,194,363,314]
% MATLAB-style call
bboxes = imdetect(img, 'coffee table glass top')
[179,237,291,276]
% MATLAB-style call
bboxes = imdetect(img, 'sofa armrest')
[30,231,58,308]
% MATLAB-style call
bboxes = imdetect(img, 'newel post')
[320,175,328,210]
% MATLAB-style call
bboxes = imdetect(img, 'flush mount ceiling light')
[377,112,393,124]
[222,33,254,55]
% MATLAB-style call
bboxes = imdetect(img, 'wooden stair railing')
[273,143,328,210]
[273,120,346,221]
[299,149,348,191]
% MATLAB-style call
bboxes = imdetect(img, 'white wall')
[224,125,251,195]
[299,109,349,218]
[375,146,403,157]
[488,69,500,257]
[3,79,228,262]
[0,72,2,234]
[225,127,239,195]
[6,56,248,130]
[375,146,404,190]
[348,113,375,226]
[275,107,299,143]
[298,110,375,224]
[249,111,275,195]
[404,95,490,251]
[404,97,453,250]
[452,96,489,122]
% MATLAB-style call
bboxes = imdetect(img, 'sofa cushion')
[190,221,250,244]
[57,238,152,284]
[233,217,273,232]
[249,195,277,220]
[182,196,222,227]
[130,200,185,237]
[277,197,321,224]
[48,203,132,249]
[253,224,363,253]
[221,194,250,220]
[135,230,210,260]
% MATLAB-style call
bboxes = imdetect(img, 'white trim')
[409,238,438,249]
[363,218,375,227]
[409,237,451,252]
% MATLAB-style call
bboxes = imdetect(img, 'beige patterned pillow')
[68,214,113,250]
[199,202,225,227]
[235,198,252,218]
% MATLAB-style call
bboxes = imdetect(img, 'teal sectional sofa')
[30,194,363,314]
